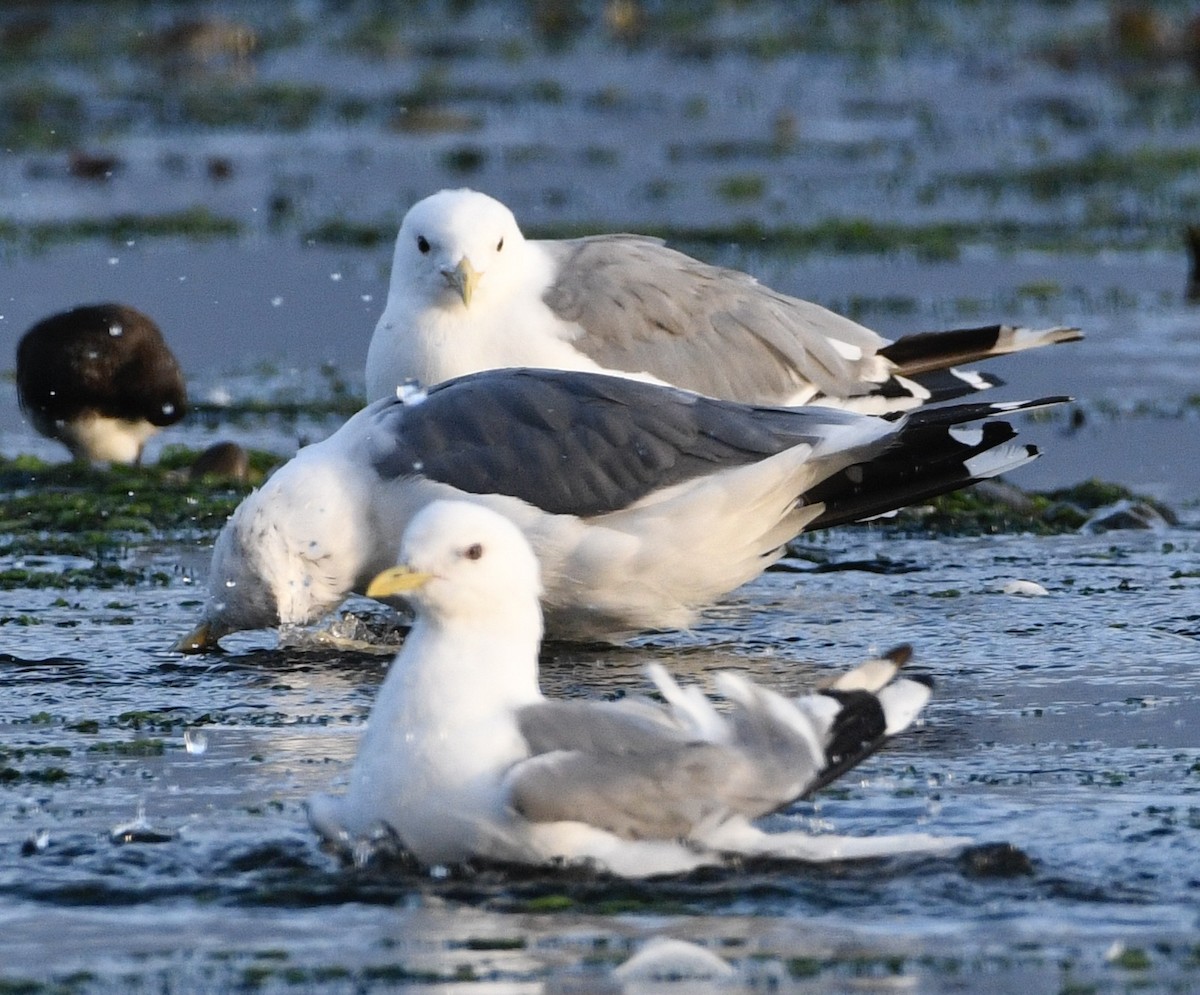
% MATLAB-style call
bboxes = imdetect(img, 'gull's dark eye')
[496,236,504,252]
[465,543,483,561]
[417,235,430,254]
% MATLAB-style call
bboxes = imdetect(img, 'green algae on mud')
[0,451,263,529]
[0,210,244,255]
[0,449,275,590]
[0,438,1175,594]
[886,478,1168,536]
[299,214,1094,261]
[807,477,1175,540]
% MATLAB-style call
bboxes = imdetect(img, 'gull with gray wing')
[306,500,968,877]
[177,368,1063,651]
[365,188,1081,410]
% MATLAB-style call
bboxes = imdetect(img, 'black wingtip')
[883,644,913,667]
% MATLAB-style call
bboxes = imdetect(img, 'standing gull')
[307,500,968,877]
[16,303,188,464]
[365,188,1081,408]
[177,368,1063,651]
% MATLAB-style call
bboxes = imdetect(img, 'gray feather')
[507,652,937,842]
[540,236,886,403]
[366,368,872,517]
[509,744,755,839]
[510,691,823,839]
[516,698,688,755]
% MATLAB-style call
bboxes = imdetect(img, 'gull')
[16,303,188,464]
[365,188,1081,409]
[176,367,1062,651]
[306,500,968,878]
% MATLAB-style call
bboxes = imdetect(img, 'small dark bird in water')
[16,303,188,464]
[189,440,249,482]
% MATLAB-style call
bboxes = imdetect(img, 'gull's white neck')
[338,600,543,863]
[393,606,543,713]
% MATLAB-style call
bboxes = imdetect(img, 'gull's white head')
[175,455,377,653]
[367,500,543,631]
[392,189,525,310]
[173,495,293,652]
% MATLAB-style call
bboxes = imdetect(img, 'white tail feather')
[963,441,1038,479]
[877,679,933,736]
[646,663,728,742]
[701,816,969,861]
[826,657,902,692]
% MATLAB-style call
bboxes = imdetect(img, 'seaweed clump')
[886,478,1177,536]
[0,448,277,590]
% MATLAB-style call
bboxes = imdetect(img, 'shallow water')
[0,529,1197,991]
[2,1,1200,991]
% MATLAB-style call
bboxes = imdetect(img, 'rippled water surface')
[0,528,1197,991]
[2,2,1199,991]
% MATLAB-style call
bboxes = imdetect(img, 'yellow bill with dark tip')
[173,621,224,654]
[366,565,434,599]
[445,256,481,307]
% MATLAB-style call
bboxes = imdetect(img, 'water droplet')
[109,323,123,337]
[360,294,373,303]
[108,257,119,266]
[396,381,427,406]
[21,829,50,856]
[352,838,374,868]
[271,296,284,307]
[184,729,208,755]
[330,272,342,281]
[110,803,176,844]
[224,579,237,588]
[161,402,175,416]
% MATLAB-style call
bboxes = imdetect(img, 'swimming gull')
[306,500,969,877]
[16,303,187,464]
[364,188,1081,409]
[175,367,1063,651]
